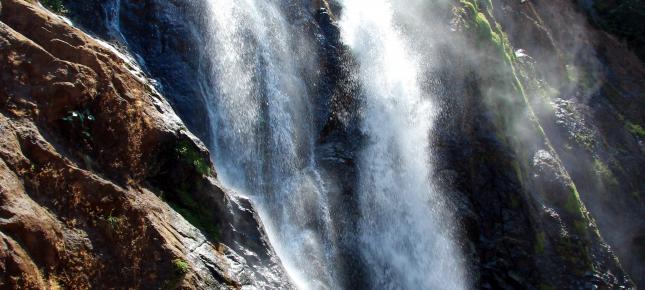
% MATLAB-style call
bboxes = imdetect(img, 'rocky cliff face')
[432,0,643,288]
[1,0,643,289]
[0,0,292,288]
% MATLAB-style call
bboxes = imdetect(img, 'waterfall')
[338,0,466,289]
[104,0,127,45]
[203,0,466,289]
[203,1,338,289]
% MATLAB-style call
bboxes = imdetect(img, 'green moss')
[554,237,593,274]
[172,259,189,275]
[460,0,478,15]
[573,131,595,151]
[176,141,211,176]
[177,189,199,209]
[469,9,522,92]
[573,220,588,236]
[534,231,546,254]
[474,12,493,38]
[564,185,583,216]
[169,186,220,241]
[626,122,645,138]
[40,0,67,14]
[592,159,618,186]
[155,141,219,242]
[163,252,191,288]
[561,186,593,238]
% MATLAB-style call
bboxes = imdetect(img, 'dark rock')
[0,0,292,288]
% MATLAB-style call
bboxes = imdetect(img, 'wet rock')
[0,0,292,288]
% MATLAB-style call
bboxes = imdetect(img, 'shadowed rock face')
[433,0,643,287]
[0,0,292,288]
[582,0,645,62]
[62,1,369,288]
[489,0,644,287]
[2,0,643,289]
[62,0,214,143]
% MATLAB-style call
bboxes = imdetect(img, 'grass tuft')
[626,122,645,138]
[176,141,211,176]
[172,259,189,275]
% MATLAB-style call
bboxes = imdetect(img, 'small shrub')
[172,259,189,275]
[61,109,95,140]
[176,141,211,176]
[41,0,67,14]
[105,213,123,230]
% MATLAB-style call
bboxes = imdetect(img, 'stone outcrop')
[0,0,292,288]
[434,0,642,288]
[1,0,642,289]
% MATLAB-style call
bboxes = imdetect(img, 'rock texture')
[62,0,216,143]
[434,0,643,288]
[1,0,642,289]
[0,0,292,288]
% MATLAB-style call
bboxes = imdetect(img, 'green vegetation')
[563,185,584,216]
[461,0,525,105]
[592,159,618,186]
[172,259,189,275]
[168,185,220,241]
[626,122,645,138]
[460,0,477,15]
[105,212,123,230]
[562,185,598,241]
[40,0,67,14]
[534,231,546,254]
[474,12,493,38]
[162,258,190,289]
[462,0,514,65]
[573,131,595,151]
[155,140,219,243]
[176,140,211,176]
[573,220,588,236]
[62,109,95,139]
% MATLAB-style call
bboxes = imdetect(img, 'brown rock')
[0,0,291,288]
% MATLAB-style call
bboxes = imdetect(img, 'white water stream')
[339,0,466,288]
[203,0,466,289]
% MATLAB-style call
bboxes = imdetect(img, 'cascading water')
[338,0,466,289]
[202,1,338,289]
[203,0,466,289]
[104,0,127,45]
